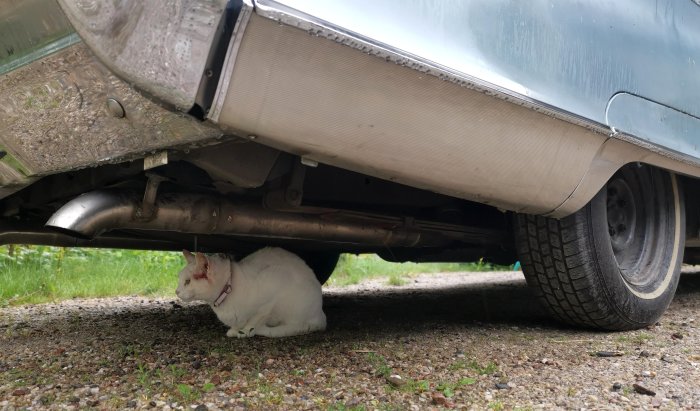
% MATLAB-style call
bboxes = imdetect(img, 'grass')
[386,274,407,286]
[176,383,198,402]
[488,401,505,411]
[0,246,182,306]
[616,332,653,345]
[327,254,508,286]
[329,404,366,411]
[366,352,392,377]
[448,358,499,375]
[132,361,215,405]
[435,377,477,397]
[0,245,513,306]
[364,352,483,399]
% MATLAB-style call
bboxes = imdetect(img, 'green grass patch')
[436,377,476,397]
[488,401,505,411]
[401,379,430,394]
[329,403,367,411]
[448,358,499,375]
[386,274,407,286]
[327,254,508,286]
[366,352,392,377]
[0,246,182,306]
[176,383,198,402]
[0,246,513,306]
[616,332,653,345]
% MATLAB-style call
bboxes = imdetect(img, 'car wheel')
[299,252,340,285]
[515,164,684,330]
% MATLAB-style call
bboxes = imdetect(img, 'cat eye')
[184,279,191,286]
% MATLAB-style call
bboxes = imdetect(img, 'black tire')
[299,252,340,285]
[515,164,684,330]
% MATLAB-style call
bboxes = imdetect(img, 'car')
[2,0,700,330]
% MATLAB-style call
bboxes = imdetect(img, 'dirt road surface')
[1,270,699,410]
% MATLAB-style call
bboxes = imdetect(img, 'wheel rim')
[607,179,638,256]
[605,167,660,288]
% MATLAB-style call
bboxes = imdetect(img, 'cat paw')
[239,327,256,338]
[227,327,255,338]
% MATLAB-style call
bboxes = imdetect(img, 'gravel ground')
[1,270,699,410]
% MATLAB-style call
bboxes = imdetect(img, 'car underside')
[1,140,514,271]
[3,0,700,330]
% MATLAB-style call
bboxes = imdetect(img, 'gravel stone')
[386,374,406,387]
[633,383,657,396]
[595,351,624,357]
[1,270,699,409]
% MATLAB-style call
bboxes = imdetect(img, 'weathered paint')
[256,0,700,161]
[0,43,224,198]
[57,0,230,111]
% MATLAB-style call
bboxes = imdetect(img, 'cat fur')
[176,247,326,338]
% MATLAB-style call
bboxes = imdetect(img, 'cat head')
[176,250,213,302]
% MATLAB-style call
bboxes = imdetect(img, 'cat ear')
[193,252,209,280]
[195,252,208,267]
[183,250,195,264]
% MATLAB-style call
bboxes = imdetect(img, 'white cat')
[176,247,326,338]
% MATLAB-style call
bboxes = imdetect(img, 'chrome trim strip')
[0,33,81,76]
[606,93,700,159]
[209,4,254,122]
[248,0,700,171]
[252,0,612,137]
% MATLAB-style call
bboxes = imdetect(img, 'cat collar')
[213,262,233,307]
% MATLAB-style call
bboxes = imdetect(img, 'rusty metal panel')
[57,0,229,111]
[0,43,222,186]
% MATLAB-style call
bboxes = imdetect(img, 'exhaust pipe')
[0,221,183,250]
[45,190,466,247]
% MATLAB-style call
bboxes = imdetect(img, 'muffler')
[45,190,466,247]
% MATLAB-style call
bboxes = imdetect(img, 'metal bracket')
[144,151,169,170]
[138,173,168,220]
[264,158,306,210]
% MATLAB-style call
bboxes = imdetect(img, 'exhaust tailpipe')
[45,190,466,247]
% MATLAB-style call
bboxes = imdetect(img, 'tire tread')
[515,213,631,330]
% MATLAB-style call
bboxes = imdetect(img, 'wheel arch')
[548,137,700,218]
